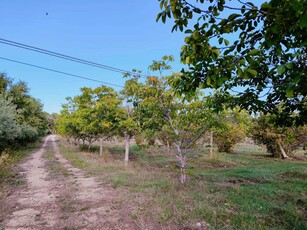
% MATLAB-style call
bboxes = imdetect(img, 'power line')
[0,56,124,88]
[0,37,147,78]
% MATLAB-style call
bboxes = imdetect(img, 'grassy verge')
[58,140,307,229]
[0,145,40,188]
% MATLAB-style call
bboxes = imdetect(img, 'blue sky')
[0,0,186,113]
[1,0,265,114]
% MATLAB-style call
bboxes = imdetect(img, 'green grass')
[43,150,70,178]
[57,140,307,229]
[58,144,88,169]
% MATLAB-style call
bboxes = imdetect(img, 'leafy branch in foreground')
[157,0,307,126]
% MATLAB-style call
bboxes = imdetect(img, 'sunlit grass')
[57,139,307,229]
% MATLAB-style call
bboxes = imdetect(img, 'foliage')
[122,57,218,183]
[157,0,307,126]
[0,96,21,151]
[251,113,307,158]
[56,85,122,146]
[214,107,251,153]
[0,73,49,153]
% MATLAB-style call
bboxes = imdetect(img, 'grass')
[57,140,307,229]
[43,149,70,179]
[0,144,41,188]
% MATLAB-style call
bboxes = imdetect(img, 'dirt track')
[1,135,136,229]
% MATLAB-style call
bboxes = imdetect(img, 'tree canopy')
[0,73,50,152]
[157,0,307,126]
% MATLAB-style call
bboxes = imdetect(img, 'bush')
[215,125,245,153]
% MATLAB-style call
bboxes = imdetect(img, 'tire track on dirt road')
[2,135,136,229]
[3,135,59,229]
[50,135,136,229]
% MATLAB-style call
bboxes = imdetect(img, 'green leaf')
[285,63,293,69]
[292,76,300,85]
[224,39,229,46]
[218,37,223,45]
[206,77,211,85]
[246,56,253,64]
[193,8,201,14]
[239,59,245,65]
[228,13,241,21]
[218,3,224,11]
[217,78,223,86]
[247,69,257,76]
[185,56,191,64]
[248,49,260,56]
[299,13,307,28]
[261,2,270,10]
[237,68,243,77]
[286,87,294,98]
[277,65,286,75]
[242,69,249,79]
[156,13,162,22]
[241,5,246,14]
[219,19,227,26]
[161,12,166,23]
[212,48,220,55]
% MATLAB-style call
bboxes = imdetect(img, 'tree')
[0,73,49,152]
[115,105,140,166]
[119,76,146,165]
[0,95,21,152]
[56,85,122,153]
[164,98,215,183]
[55,109,82,144]
[214,107,251,153]
[157,0,307,125]
[0,73,12,93]
[251,113,307,158]
[123,58,216,183]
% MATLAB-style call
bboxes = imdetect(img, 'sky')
[0,0,187,113]
[1,1,266,114]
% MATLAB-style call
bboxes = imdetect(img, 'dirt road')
[1,135,136,229]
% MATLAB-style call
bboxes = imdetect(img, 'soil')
[0,135,137,230]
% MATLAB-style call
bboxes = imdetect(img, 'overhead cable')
[0,38,146,78]
[0,56,123,88]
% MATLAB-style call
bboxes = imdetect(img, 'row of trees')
[0,73,51,153]
[55,57,306,183]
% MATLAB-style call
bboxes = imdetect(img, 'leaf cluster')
[157,0,307,125]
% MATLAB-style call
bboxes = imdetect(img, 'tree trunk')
[166,140,170,154]
[209,131,213,159]
[99,138,103,156]
[278,141,290,159]
[124,133,130,166]
[88,139,92,150]
[74,137,78,146]
[175,144,186,184]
